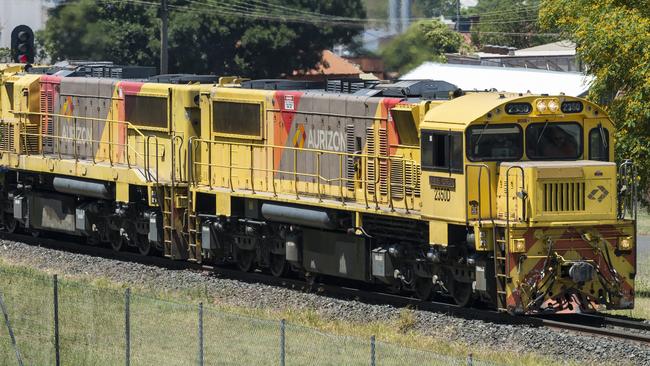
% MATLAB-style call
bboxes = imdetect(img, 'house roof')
[294,50,362,76]
[401,62,592,97]
[514,40,576,57]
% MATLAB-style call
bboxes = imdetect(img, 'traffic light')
[10,25,35,64]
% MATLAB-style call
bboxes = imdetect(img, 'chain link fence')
[0,266,498,366]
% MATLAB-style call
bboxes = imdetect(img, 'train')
[0,62,637,314]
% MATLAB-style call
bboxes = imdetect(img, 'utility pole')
[160,0,169,74]
[456,0,461,31]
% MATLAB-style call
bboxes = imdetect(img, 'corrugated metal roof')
[401,62,592,96]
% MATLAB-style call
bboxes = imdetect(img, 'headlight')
[535,98,561,114]
[510,238,526,253]
[618,236,633,251]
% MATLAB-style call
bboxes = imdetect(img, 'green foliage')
[42,0,364,78]
[468,0,554,48]
[0,48,11,63]
[414,0,457,18]
[540,0,650,197]
[380,20,463,74]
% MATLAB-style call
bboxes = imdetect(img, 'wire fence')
[0,267,498,366]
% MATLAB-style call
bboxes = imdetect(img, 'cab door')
[420,129,466,223]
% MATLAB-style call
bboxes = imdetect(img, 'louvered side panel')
[40,87,54,152]
[390,159,404,199]
[0,122,15,152]
[345,125,355,190]
[378,127,388,196]
[366,127,376,195]
[22,124,40,154]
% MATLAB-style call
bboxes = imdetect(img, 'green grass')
[0,262,577,366]
[637,209,650,236]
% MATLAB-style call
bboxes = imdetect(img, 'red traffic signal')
[11,25,35,64]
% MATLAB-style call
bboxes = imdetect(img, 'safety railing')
[188,138,420,213]
[5,110,163,183]
[617,159,637,221]
[465,163,494,226]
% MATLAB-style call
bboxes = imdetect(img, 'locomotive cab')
[420,93,636,313]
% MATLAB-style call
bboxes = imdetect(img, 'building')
[0,0,59,48]
[447,40,582,72]
[401,62,592,97]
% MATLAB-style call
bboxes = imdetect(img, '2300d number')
[433,189,451,201]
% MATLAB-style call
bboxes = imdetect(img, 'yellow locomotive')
[0,64,636,314]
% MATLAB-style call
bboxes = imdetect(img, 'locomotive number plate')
[429,176,456,191]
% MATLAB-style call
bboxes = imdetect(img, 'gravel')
[1,239,649,365]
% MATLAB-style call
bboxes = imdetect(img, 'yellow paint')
[116,182,129,202]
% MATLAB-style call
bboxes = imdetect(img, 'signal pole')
[160,0,169,74]
[456,0,461,31]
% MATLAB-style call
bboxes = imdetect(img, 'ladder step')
[496,239,507,243]
[496,274,509,278]
[495,257,507,260]
[497,291,507,295]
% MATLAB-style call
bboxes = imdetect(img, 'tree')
[41,0,365,78]
[540,0,650,198]
[468,0,553,49]
[414,0,457,18]
[380,20,463,74]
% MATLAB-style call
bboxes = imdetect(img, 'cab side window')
[421,130,463,173]
[589,127,609,161]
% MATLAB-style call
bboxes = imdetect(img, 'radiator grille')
[390,159,404,199]
[22,124,40,154]
[0,122,14,152]
[40,87,54,152]
[366,127,376,195]
[378,127,388,196]
[542,182,585,212]
[405,162,421,197]
[345,125,355,190]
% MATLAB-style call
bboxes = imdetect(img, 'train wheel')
[269,254,287,277]
[450,280,473,307]
[110,231,124,252]
[4,216,17,233]
[135,234,151,256]
[414,277,432,301]
[236,249,255,272]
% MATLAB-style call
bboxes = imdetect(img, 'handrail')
[617,159,637,220]
[9,109,164,183]
[171,135,184,183]
[189,138,419,210]
[465,163,494,226]
[505,165,526,225]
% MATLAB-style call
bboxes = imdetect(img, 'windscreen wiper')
[472,122,490,154]
[535,121,550,146]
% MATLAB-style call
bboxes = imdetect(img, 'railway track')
[2,231,649,345]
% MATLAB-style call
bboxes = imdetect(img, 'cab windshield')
[466,124,522,161]
[526,122,582,160]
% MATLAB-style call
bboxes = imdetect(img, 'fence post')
[125,288,131,366]
[279,319,286,366]
[467,353,473,366]
[370,335,376,366]
[198,302,204,366]
[53,275,60,366]
[0,291,23,366]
